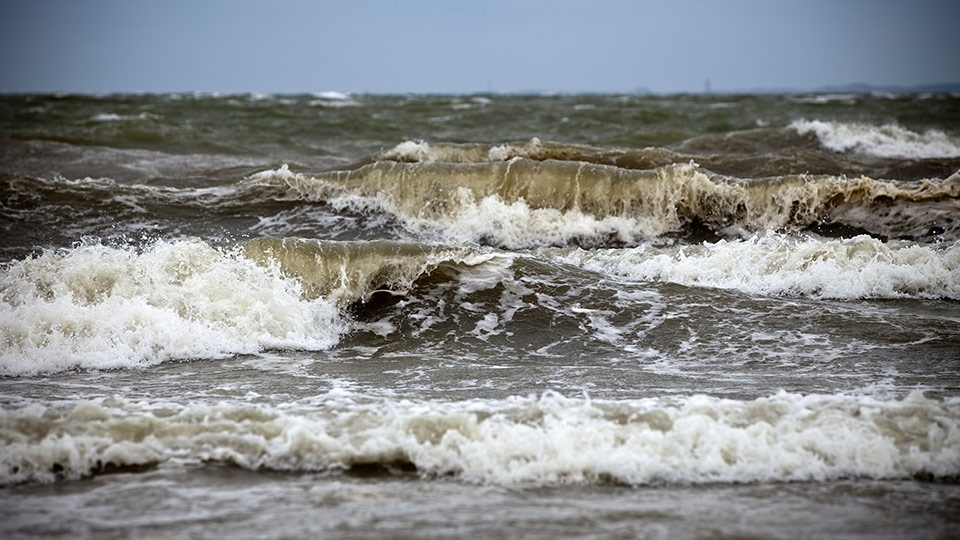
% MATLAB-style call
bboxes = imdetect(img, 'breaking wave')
[550,232,960,300]
[2,391,957,486]
[248,160,960,247]
[791,120,960,159]
[0,238,495,375]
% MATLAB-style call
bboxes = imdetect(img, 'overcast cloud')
[1,0,957,94]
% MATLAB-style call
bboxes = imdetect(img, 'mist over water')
[2,92,959,538]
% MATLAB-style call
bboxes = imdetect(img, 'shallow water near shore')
[5,466,959,539]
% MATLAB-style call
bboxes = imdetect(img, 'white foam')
[790,119,960,158]
[0,239,344,376]
[247,163,299,182]
[791,94,859,105]
[308,91,359,108]
[555,233,960,299]
[381,140,434,162]
[487,138,542,161]
[313,91,352,101]
[90,112,161,122]
[91,113,122,122]
[379,138,544,163]
[2,391,956,486]
[410,191,660,249]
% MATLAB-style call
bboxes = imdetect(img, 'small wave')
[791,94,860,105]
[2,391,956,486]
[309,91,360,108]
[552,233,960,299]
[90,112,162,122]
[790,119,960,159]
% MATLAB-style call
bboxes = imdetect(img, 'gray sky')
[1,0,957,94]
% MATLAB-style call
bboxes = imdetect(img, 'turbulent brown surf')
[1,92,959,539]
[251,141,960,245]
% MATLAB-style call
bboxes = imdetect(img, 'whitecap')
[554,233,960,300]
[790,119,960,159]
[0,239,344,376]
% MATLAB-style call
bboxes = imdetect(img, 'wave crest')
[791,119,960,159]
[380,137,681,169]
[240,237,500,306]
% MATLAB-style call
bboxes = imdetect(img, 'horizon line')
[3,82,960,97]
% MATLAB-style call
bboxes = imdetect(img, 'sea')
[1,91,959,539]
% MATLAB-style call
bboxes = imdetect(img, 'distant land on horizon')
[631,82,960,96]
[758,81,960,95]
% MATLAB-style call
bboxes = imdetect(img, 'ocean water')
[1,91,959,538]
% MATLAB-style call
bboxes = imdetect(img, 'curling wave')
[248,161,960,247]
[240,237,500,306]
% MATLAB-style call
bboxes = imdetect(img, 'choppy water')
[2,92,959,539]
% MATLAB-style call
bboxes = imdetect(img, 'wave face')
[249,159,959,247]
[2,391,957,486]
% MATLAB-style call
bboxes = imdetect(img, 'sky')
[1,0,957,94]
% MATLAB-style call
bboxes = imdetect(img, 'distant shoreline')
[738,82,960,95]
